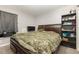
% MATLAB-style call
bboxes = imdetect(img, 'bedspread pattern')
[11,31,62,54]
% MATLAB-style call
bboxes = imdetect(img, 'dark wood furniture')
[27,26,35,32]
[10,24,61,54]
[38,24,61,34]
[61,13,76,49]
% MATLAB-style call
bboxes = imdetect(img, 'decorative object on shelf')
[63,32,69,37]
[63,22,72,25]
[70,33,75,37]
[70,9,76,14]
[62,15,76,21]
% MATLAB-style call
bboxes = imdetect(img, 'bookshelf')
[61,13,76,49]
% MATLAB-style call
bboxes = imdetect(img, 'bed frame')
[10,24,61,54]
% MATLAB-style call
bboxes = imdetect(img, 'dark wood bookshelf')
[61,13,76,49]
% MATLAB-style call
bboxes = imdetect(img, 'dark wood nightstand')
[27,26,35,32]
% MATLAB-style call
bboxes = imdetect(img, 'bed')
[10,24,62,54]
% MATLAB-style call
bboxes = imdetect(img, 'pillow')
[38,29,44,32]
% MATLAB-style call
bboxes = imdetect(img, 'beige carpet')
[0,37,79,54]
[0,37,13,54]
[0,37,10,47]
[0,44,79,54]
[57,46,79,54]
[0,45,13,54]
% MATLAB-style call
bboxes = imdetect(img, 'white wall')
[0,5,35,33]
[36,5,77,25]
[76,8,79,51]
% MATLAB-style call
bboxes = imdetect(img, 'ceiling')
[0,5,65,16]
[17,5,65,16]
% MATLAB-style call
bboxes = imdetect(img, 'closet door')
[13,14,18,32]
[9,14,18,32]
[1,11,18,33]
[0,11,6,33]
[0,11,2,34]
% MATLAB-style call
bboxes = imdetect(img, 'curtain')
[0,11,17,34]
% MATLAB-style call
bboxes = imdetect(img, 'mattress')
[11,31,62,54]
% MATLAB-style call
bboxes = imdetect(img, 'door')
[1,11,18,33]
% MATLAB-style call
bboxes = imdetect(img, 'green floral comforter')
[11,31,62,54]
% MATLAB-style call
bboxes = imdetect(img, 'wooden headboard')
[38,24,61,33]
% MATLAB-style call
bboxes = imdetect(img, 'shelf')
[61,40,76,49]
[63,36,76,38]
[62,13,76,17]
[62,30,75,32]
[62,38,76,44]
[62,24,76,26]
[62,40,76,44]
[62,19,76,22]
